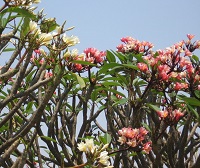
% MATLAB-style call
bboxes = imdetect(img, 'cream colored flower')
[29,21,37,33]
[85,139,96,153]
[62,34,80,46]
[117,136,126,145]
[38,33,53,45]
[71,49,79,57]
[98,151,110,166]
[77,142,87,152]
[33,0,41,3]
[101,143,109,151]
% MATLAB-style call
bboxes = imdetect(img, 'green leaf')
[122,63,139,70]
[99,62,122,74]
[99,133,112,144]
[178,96,200,106]
[134,53,147,63]
[20,17,30,38]
[2,48,15,52]
[187,104,199,119]
[1,7,36,19]
[40,18,59,33]
[142,123,151,132]
[99,105,106,111]
[26,69,36,83]
[0,125,8,132]
[115,51,126,63]
[71,60,96,66]
[103,81,122,87]
[129,151,138,156]
[74,74,86,89]
[25,102,33,114]
[40,136,57,143]
[106,50,116,63]
[112,98,128,106]
[192,55,199,63]
[147,103,161,112]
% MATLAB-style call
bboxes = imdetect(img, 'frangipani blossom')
[63,34,80,46]
[98,151,110,166]
[29,21,38,33]
[38,33,53,45]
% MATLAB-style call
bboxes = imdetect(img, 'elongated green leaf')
[142,123,151,132]
[2,48,15,52]
[103,81,121,87]
[147,103,161,112]
[115,51,126,63]
[1,7,36,19]
[192,55,199,62]
[73,74,86,88]
[71,60,96,66]
[106,50,116,63]
[40,136,57,143]
[187,104,199,119]
[178,96,200,106]
[122,63,139,70]
[99,62,122,74]
[112,98,128,106]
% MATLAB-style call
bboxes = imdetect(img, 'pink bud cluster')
[118,127,152,154]
[117,36,154,54]
[157,108,184,123]
[69,48,106,72]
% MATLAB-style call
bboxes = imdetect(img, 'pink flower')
[187,34,195,40]
[137,63,148,72]
[44,72,53,78]
[173,109,184,121]
[174,82,183,91]
[121,36,135,43]
[142,142,152,154]
[74,64,83,71]
[184,49,192,57]
[139,127,148,136]
[126,139,137,147]
[116,44,125,53]
[157,110,168,119]
[34,49,41,54]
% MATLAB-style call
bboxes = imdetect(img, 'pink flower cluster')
[70,48,106,72]
[133,34,200,92]
[157,108,184,123]
[117,36,154,54]
[118,127,152,154]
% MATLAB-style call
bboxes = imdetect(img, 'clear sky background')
[39,0,200,53]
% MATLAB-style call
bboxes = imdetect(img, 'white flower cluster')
[6,0,41,6]
[29,21,79,47]
[77,138,113,168]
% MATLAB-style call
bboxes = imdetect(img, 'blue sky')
[39,0,200,52]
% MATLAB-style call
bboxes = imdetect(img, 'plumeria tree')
[1,1,200,168]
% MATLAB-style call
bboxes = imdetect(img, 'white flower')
[77,138,96,154]
[99,151,110,166]
[38,33,53,45]
[85,139,96,153]
[71,49,79,57]
[62,34,80,46]
[117,136,126,145]
[77,142,87,152]
[29,21,37,33]
[33,0,41,3]
[101,143,109,151]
